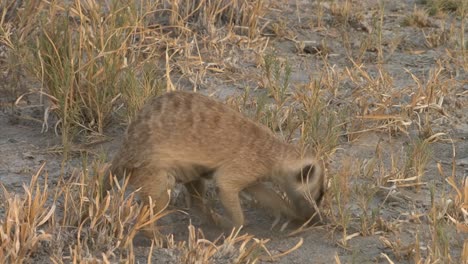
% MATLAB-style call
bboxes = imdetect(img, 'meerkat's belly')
[168,163,216,183]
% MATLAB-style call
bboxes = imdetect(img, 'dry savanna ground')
[0,0,467,263]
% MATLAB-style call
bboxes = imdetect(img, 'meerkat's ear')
[296,164,316,183]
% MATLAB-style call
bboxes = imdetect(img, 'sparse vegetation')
[0,0,466,263]
[420,0,466,16]
[402,7,431,27]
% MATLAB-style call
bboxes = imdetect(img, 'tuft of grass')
[427,186,453,262]
[313,0,326,28]
[295,80,342,158]
[0,163,54,262]
[262,53,291,106]
[270,19,291,39]
[402,6,431,27]
[380,234,418,262]
[436,141,468,234]
[325,158,354,247]
[419,0,466,16]
[167,0,265,38]
[0,0,44,111]
[52,161,168,261]
[401,138,432,190]
[353,181,380,236]
[329,0,355,27]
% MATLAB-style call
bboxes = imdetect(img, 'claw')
[271,214,281,230]
[280,220,290,232]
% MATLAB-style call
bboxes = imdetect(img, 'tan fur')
[106,91,325,230]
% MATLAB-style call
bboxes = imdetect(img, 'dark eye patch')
[296,164,316,183]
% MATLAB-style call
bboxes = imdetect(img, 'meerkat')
[104,91,325,231]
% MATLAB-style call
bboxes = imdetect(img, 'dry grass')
[0,162,284,263]
[402,7,431,27]
[0,161,167,262]
[0,163,54,262]
[420,0,467,16]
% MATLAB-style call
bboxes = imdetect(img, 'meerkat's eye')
[296,164,316,183]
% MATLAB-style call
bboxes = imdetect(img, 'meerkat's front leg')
[218,186,244,229]
[135,168,175,240]
[213,167,246,230]
[244,183,298,229]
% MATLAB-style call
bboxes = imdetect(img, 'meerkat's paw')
[207,208,245,232]
[270,214,291,231]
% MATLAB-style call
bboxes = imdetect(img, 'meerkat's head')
[277,156,325,222]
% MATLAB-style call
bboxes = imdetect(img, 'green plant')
[403,138,432,190]
[327,159,353,247]
[262,53,292,106]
